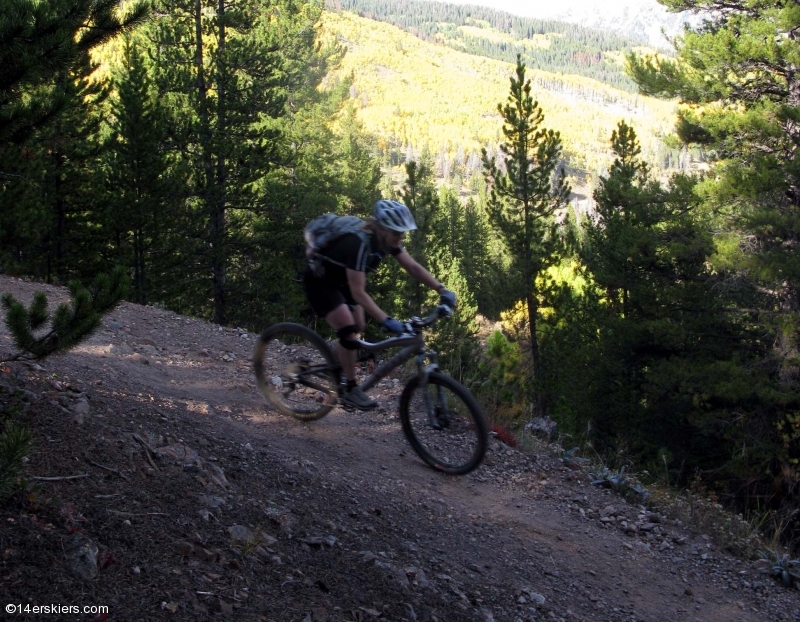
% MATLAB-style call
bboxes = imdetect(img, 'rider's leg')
[324,304,361,382]
[324,304,376,410]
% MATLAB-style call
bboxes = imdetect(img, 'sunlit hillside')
[320,10,680,190]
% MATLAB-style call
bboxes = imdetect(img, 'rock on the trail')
[111,342,134,355]
[373,560,410,592]
[525,416,557,443]
[66,534,99,581]
[128,353,150,365]
[228,525,257,544]
[200,494,226,509]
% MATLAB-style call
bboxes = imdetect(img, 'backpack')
[303,214,369,277]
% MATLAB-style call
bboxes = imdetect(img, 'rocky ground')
[0,275,798,622]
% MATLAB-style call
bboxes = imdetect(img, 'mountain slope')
[321,10,678,182]
[329,0,654,90]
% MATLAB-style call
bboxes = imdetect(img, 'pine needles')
[1,267,129,361]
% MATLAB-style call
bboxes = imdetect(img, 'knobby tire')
[253,323,339,421]
[399,372,487,475]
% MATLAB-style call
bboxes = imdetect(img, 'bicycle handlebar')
[348,305,452,352]
[409,304,453,330]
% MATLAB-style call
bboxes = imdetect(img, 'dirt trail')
[0,275,797,622]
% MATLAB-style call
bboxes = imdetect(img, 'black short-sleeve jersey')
[318,232,401,286]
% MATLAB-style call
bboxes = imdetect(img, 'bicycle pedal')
[339,400,377,412]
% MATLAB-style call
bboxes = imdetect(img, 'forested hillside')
[319,10,681,192]
[327,0,648,90]
[1,0,798,558]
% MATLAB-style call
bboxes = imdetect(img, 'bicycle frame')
[352,332,453,431]
[349,332,439,394]
[295,307,450,399]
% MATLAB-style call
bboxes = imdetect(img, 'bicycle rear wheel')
[399,372,487,475]
[253,323,339,420]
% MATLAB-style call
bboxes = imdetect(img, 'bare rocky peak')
[532,0,700,49]
[436,0,703,49]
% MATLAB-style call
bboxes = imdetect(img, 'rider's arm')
[347,268,389,322]
[394,248,445,292]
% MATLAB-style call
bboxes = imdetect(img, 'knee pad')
[337,325,360,350]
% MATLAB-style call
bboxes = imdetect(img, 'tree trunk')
[526,287,544,419]
[524,207,544,418]
[194,0,226,324]
[134,225,146,305]
[211,0,228,326]
[53,151,66,282]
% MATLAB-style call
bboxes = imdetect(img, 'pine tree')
[425,187,480,385]
[627,0,800,538]
[578,121,764,478]
[1,1,151,280]
[460,197,489,309]
[148,0,333,325]
[2,267,129,360]
[628,0,800,379]
[244,70,382,329]
[400,156,439,316]
[482,54,570,417]
[104,37,177,305]
[0,0,150,150]
[35,60,111,282]
[148,0,289,324]
[0,1,147,501]
[333,102,383,213]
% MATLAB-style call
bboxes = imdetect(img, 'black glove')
[381,317,405,335]
[439,288,457,310]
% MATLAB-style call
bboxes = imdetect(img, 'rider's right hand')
[381,317,405,335]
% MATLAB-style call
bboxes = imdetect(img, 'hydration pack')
[303,213,369,277]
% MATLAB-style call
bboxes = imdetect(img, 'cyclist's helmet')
[373,200,417,232]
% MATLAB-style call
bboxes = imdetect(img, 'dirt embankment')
[0,275,798,622]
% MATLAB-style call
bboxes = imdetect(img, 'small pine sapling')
[2,267,129,361]
[0,268,128,501]
[0,423,33,500]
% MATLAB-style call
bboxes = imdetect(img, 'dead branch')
[106,509,167,517]
[131,433,159,471]
[85,457,129,480]
[31,473,90,481]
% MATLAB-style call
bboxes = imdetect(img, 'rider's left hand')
[439,289,457,310]
[382,317,405,335]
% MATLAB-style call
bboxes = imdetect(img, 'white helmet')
[373,200,417,232]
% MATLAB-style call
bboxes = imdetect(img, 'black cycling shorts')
[303,270,355,318]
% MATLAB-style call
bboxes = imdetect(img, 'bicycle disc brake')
[424,391,447,430]
[278,362,307,392]
[434,405,451,429]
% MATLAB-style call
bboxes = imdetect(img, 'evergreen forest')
[1,0,799,552]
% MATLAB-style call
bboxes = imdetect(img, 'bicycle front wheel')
[399,372,487,475]
[253,323,339,420]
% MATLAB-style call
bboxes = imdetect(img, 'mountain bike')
[253,305,487,475]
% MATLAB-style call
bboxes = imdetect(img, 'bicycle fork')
[416,352,447,430]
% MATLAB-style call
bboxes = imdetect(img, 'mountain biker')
[303,200,457,411]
